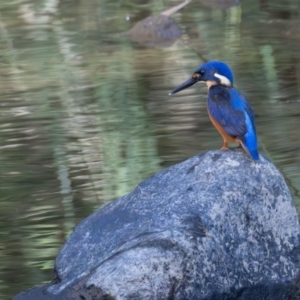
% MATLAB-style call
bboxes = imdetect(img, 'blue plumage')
[208,85,259,160]
[195,61,234,84]
[169,61,259,160]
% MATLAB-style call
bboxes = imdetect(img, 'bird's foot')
[220,143,228,150]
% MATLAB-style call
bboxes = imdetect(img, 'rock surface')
[124,15,182,48]
[14,149,300,300]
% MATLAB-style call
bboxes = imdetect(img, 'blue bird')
[169,61,259,160]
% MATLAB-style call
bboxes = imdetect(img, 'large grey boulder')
[15,149,300,300]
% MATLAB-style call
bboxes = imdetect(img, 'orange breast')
[207,109,237,143]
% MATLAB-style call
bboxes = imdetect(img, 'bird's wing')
[207,88,255,141]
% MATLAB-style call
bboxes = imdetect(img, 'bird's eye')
[199,70,205,75]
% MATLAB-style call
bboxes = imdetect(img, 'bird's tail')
[241,136,259,160]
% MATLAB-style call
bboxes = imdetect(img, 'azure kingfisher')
[169,61,259,160]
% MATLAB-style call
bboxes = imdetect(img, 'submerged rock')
[15,149,300,300]
[124,14,182,48]
[123,0,191,48]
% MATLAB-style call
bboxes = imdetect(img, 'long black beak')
[169,77,198,95]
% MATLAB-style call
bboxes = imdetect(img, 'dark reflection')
[198,0,241,9]
[124,0,191,47]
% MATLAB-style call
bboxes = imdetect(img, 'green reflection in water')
[260,45,279,102]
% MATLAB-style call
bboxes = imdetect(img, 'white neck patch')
[214,73,231,86]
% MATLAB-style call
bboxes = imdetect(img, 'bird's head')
[169,61,234,95]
